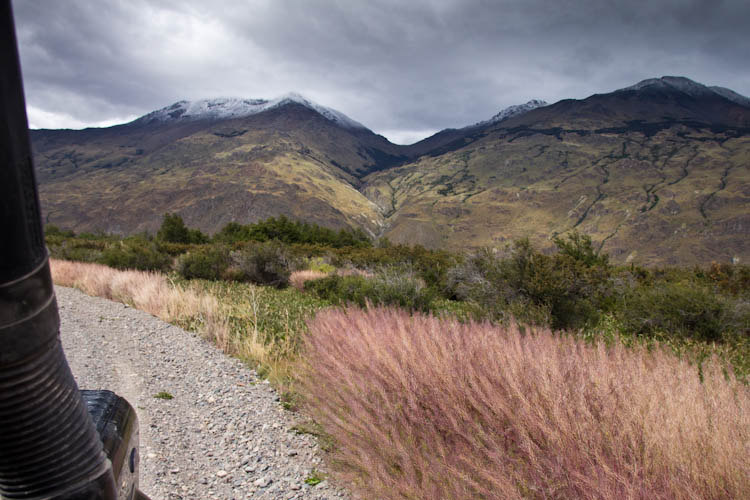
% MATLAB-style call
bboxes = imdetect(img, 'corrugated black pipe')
[0,2,117,498]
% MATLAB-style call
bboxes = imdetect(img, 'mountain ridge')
[619,76,750,108]
[129,93,369,131]
[30,76,750,265]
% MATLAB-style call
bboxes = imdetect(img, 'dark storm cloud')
[11,0,750,143]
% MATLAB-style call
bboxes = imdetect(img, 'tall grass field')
[303,307,748,499]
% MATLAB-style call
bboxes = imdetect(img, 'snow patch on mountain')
[472,99,548,128]
[132,93,368,130]
[619,76,750,107]
[709,86,750,107]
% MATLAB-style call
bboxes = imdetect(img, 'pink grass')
[302,307,750,500]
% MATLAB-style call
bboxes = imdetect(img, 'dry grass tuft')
[50,259,252,364]
[290,270,329,290]
[302,307,750,500]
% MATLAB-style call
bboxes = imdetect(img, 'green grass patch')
[304,469,327,486]
[187,278,330,353]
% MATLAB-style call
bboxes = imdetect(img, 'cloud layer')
[12,0,750,144]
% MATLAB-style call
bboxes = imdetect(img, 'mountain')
[31,95,409,236]
[364,77,750,265]
[131,94,368,130]
[475,99,549,126]
[497,75,750,130]
[402,99,549,158]
[30,78,750,265]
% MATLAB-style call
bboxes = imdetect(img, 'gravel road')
[56,285,350,500]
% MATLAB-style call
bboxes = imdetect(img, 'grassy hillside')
[365,123,750,265]
[32,104,395,236]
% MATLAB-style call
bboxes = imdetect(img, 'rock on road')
[56,285,349,500]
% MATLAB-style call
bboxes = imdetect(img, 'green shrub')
[214,215,372,247]
[304,268,437,313]
[47,237,106,263]
[328,244,459,293]
[617,280,746,343]
[100,237,171,272]
[155,241,193,256]
[703,262,750,298]
[447,234,614,330]
[57,245,100,263]
[229,241,293,288]
[176,246,230,280]
[44,224,75,238]
[306,256,336,274]
[156,213,208,244]
[553,231,609,267]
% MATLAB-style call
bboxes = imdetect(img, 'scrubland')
[49,216,749,499]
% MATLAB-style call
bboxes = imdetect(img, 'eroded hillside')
[365,124,750,265]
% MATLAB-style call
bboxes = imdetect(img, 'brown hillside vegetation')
[365,126,750,265]
[32,104,393,236]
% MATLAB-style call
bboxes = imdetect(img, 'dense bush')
[54,242,104,263]
[100,237,172,272]
[214,215,371,248]
[703,262,750,297]
[228,241,294,288]
[44,220,750,348]
[44,224,75,238]
[157,213,208,244]
[46,234,106,263]
[328,244,459,292]
[154,241,194,256]
[304,267,437,313]
[617,280,748,342]
[447,234,614,330]
[176,246,230,280]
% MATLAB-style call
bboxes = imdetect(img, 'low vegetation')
[212,215,371,248]
[303,267,437,313]
[50,259,231,349]
[51,258,324,387]
[48,217,749,499]
[289,270,328,291]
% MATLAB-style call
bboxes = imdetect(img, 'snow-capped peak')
[131,94,368,130]
[272,93,367,129]
[621,76,710,96]
[618,76,750,107]
[472,99,548,128]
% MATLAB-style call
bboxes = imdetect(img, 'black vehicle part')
[81,391,143,500]
[0,2,148,498]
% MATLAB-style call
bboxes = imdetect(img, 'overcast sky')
[11,0,750,144]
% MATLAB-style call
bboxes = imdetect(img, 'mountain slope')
[30,78,750,266]
[363,77,750,265]
[402,99,548,158]
[32,98,405,235]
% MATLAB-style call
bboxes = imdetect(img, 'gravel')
[57,285,350,500]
